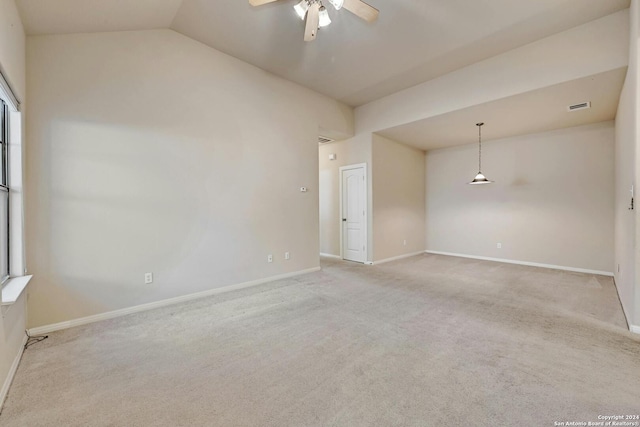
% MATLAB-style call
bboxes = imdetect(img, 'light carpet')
[1,254,639,426]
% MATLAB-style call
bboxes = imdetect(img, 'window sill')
[1,275,32,306]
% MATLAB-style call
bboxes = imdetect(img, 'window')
[0,70,26,304]
[0,100,8,284]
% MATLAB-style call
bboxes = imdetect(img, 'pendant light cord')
[477,123,483,172]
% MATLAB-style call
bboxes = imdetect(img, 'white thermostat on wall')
[300,187,308,192]
[329,153,336,160]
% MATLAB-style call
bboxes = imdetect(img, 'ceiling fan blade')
[304,2,320,41]
[249,0,282,6]
[342,0,378,23]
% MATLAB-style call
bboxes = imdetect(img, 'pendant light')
[468,122,493,185]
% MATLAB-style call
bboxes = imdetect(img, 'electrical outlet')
[285,252,290,260]
[144,272,153,284]
[267,254,273,263]
[497,243,502,249]
[403,239,407,246]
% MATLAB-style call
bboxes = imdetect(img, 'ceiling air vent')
[318,135,334,144]
[567,101,591,112]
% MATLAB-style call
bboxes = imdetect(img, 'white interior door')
[341,165,366,263]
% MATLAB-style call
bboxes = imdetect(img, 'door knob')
[342,218,347,221]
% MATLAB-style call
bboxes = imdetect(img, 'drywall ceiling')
[16,0,630,107]
[16,0,184,34]
[377,67,627,151]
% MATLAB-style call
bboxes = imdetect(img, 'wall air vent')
[567,101,591,112]
[318,135,334,144]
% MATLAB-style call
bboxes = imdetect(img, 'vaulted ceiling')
[16,0,630,107]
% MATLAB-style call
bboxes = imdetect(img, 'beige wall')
[615,0,638,328]
[318,134,425,263]
[634,0,640,330]
[0,0,24,100]
[426,122,615,273]
[318,137,370,257]
[0,0,26,406]
[372,135,425,262]
[25,29,353,328]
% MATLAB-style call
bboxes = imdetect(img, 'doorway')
[339,163,367,263]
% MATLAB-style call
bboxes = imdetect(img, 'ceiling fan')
[249,0,379,42]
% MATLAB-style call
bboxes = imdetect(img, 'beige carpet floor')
[1,254,639,426]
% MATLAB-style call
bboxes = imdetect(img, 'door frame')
[338,163,368,263]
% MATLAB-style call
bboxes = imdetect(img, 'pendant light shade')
[468,122,493,185]
[469,172,491,185]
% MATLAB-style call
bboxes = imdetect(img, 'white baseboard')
[28,267,321,336]
[319,253,342,260]
[630,325,640,335]
[0,334,27,412]
[425,251,613,277]
[373,251,425,265]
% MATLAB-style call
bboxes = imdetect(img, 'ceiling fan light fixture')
[327,0,344,10]
[251,0,379,41]
[294,0,309,19]
[318,5,331,27]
